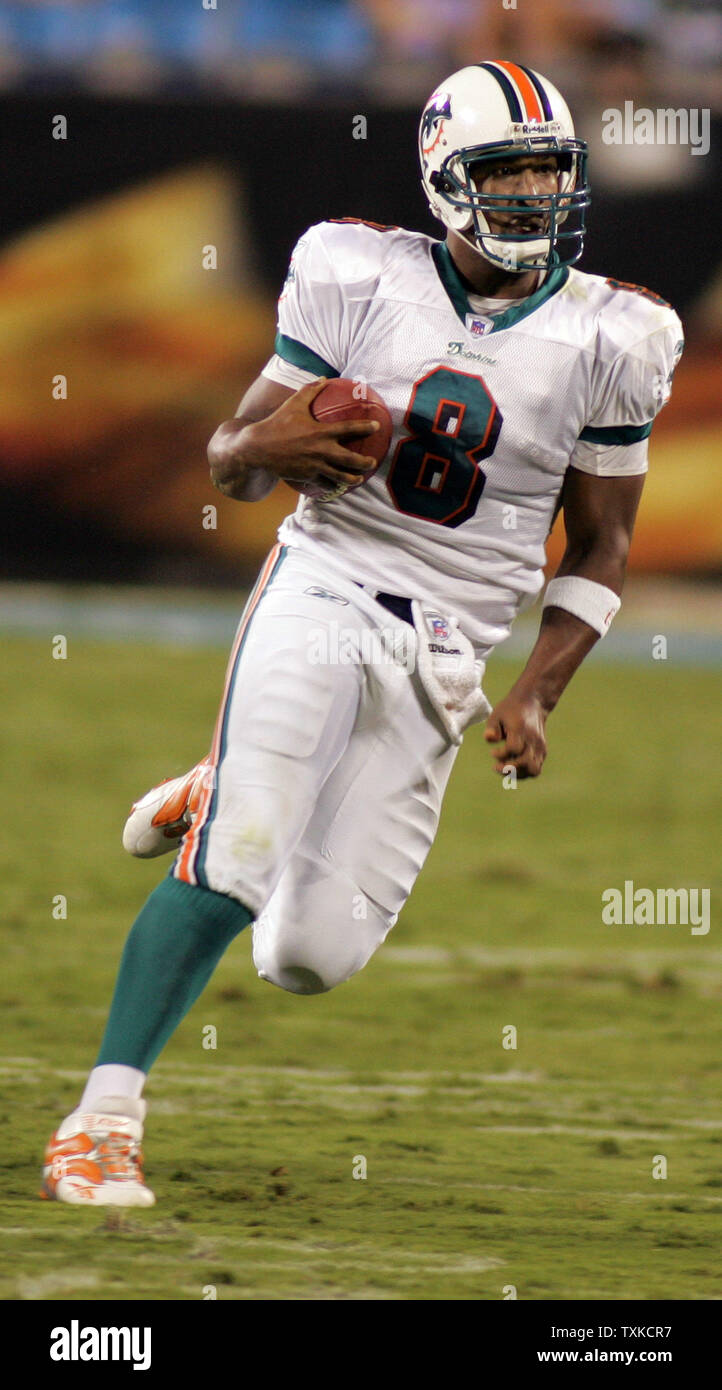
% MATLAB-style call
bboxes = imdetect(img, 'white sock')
[77,1064,146,1112]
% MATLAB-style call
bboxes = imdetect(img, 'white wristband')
[542,576,621,637]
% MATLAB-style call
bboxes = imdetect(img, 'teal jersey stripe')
[579,422,653,445]
[431,241,569,333]
[194,545,288,891]
[274,332,340,379]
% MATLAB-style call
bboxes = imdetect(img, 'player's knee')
[252,891,395,996]
[257,962,330,995]
[254,939,362,996]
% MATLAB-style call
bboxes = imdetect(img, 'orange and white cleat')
[122,756,212,858]
[41,1096,155,1207]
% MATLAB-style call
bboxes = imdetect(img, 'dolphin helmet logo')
[420,92,452,156]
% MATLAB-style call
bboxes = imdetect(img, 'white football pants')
[173,543,459,994]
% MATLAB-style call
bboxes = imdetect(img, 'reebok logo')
[50,1321,151,1371]
[304,586,349,605]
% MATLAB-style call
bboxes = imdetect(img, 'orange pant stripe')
[174,543,284,887]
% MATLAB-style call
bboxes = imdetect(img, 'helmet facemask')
[430,137,590,273]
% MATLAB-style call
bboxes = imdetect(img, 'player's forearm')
[208,419,278,502]
[507,606,599,714]
[512,543,629,713]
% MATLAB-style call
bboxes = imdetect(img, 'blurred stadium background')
[1,0,720,589]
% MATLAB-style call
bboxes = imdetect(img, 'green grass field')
[2,632,720,1301]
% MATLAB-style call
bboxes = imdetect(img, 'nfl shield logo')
[466,314,493,337]
[429,614,450,640]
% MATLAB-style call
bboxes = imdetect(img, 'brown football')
[285,377,393,500]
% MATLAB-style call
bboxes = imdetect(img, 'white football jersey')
[262,220,683,653]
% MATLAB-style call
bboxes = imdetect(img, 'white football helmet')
[419,62,589,272]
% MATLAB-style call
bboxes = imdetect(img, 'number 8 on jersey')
[386,367,502,528]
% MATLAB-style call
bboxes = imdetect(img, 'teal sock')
[95,875,252,1073]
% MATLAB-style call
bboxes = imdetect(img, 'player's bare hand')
[484,694,547,779]
[241,378,380,487]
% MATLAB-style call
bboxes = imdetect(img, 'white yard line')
[381,947,722,966]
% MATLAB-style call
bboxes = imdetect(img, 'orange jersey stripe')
[175,544,282,886]
[494,61,544,124]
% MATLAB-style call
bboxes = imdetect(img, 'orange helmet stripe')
[493,61,544,124]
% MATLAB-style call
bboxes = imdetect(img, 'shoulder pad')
[578,271,683,362]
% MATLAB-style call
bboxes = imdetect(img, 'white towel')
[411,601,491,745]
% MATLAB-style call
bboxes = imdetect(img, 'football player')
[43,62,683,1205]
